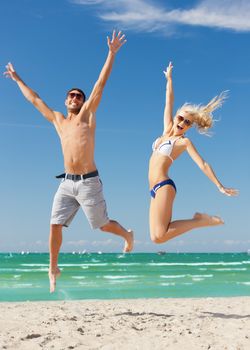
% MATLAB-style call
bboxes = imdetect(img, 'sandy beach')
[0,297,250,349]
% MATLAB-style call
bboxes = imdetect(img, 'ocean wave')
[55,263,108,268]
[12,283,34,288]
[111,263,142,266]
[148,262,246,266]
[81,263,108,266]
[103,275,138,279]
[0,268,48,272]
[59,264,86,267]
[212,268,247,271]
[190,274,213,278]
[108,279,138,284]
[21,264,48,267]
[192,278,204,281]
[160,275,186,279]
[160,274,213,279]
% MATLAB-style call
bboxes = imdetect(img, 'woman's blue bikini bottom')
[150,178,176,198]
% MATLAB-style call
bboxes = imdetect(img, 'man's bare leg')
[151,212,224,244]
[49,224,63,293]
[100,220,134,252]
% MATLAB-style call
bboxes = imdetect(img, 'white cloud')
[72,0,250,34]
[223,240,250,246]
[66,240,88,246]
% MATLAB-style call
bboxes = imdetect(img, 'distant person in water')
[5,30,134,293]
[149,62,238,244]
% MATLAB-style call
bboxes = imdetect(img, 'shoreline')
[1,292,250,303]
[1,297,250,349]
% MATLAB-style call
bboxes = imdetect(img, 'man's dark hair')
[66,88,86,102]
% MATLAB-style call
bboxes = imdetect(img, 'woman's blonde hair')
[176,91,228,135]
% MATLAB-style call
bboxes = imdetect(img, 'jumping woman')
[149,62,238,244]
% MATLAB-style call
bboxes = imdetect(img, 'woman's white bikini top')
[152,136,181,162]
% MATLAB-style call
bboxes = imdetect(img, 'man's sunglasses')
[68,92,83,100]
[177,115,193,126]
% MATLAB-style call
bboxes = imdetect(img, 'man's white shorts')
[50,176,109,229]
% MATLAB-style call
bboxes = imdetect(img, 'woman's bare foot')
[48,267,61,293]
[123,229,134,253]
[193,212,224,226]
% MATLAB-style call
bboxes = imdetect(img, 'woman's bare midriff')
[148,154,172,188]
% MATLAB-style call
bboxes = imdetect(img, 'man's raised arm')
[4,63,56,123]
[83,30,126,114]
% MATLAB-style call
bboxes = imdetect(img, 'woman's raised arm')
[163,61,174,134]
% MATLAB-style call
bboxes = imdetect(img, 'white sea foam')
[160,282,176,286]
[190,274,213,278]
[212,268,247,271]
[78,282,89,286]
[21,264,48,266]
[71,276,86,279]
[160,275,186,279]
[1,268,48,272]
[148,262,244,266]
[236,282,250,286]
[160,274,213,279]
[58,264,85,267]
[117,254,126,259]
[111,263,142,266]
[192,278,204,281]
[82,263,108,266]
[108,279,137,284]
[103,275,138,279]
[58,263,108,267]
[13,283,33,288]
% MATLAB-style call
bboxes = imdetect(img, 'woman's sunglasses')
[177,115,193,126]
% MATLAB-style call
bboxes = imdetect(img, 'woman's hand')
[218,185,239,197]
[163,61,173,80]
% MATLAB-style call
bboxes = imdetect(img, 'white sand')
[1,297,250,349]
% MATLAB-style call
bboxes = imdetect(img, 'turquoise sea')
[0,253,250,302]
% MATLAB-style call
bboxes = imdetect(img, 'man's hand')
[4,62,20,82]
[107,30,126,54]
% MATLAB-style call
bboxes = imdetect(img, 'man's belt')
[55,170,99,181]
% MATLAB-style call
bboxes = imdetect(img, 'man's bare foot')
[193,212,224,226]
[123,229,134,253]
[48,267,61,293]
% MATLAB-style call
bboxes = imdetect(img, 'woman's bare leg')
[150,186,224,244]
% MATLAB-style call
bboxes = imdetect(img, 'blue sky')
[0,0,249,253]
